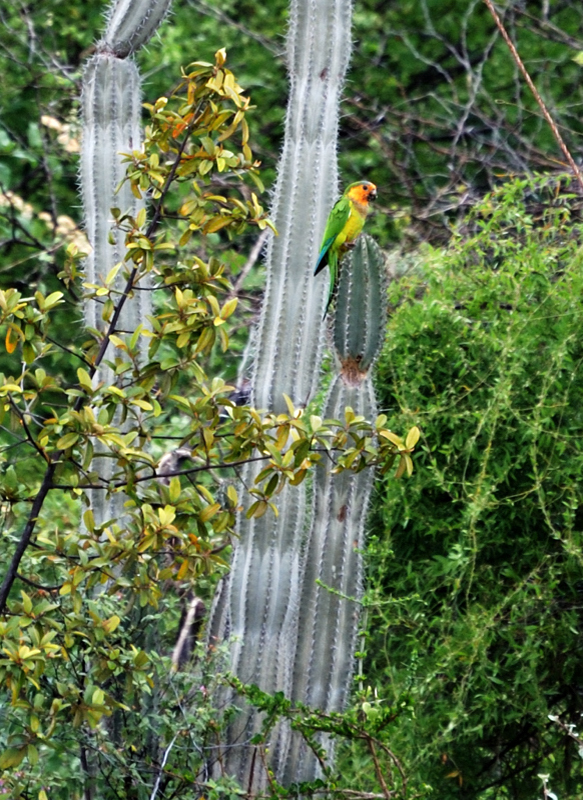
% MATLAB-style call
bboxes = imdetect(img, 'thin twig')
[482,0,583,194]
[7,396,49,462]
[376,739,408,796]
[230,229,270,296]
[367,737,392,800]
[51,454,272,490]
[45,334,91,365]
[16,572,61,592]
[149,733,178,800]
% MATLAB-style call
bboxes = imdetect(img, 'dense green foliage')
[1,0,583,797]
[366,177,583,797]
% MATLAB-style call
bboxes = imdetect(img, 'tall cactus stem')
[251,0,354,413]
[81,54,147,337]
[284,375,377,783]
[80,0,170,525]
[208,0,354,787]
[281,235,387,781]
[101,0,172,58]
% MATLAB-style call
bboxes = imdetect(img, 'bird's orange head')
[346,181,377,205]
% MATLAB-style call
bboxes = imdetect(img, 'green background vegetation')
[1,0,583,797]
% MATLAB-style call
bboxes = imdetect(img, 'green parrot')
[314,180,377,316]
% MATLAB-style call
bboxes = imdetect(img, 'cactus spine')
[208,0,389,787]
[80,0,170,523]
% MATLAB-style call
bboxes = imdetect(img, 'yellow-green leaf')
[220,297,238,319]
[92,688,105,706]
[395,456,407,479]
[21,590,32,615]
[310,415,322,432]
[105,263,122,285]
[83,509,95,533]
[44,291,64,309]
[379,429,404,448]
[103,615,121,633]
[0,747,26,769]
[169,476,181,503]
[204,215,231,234]
[77,367,94,391]
[405,425,420,449]
[57,432,80,450]
[200,503,220,522]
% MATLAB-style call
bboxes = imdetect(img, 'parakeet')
[314,180,377,316]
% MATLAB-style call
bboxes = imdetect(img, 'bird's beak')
[370,188,377,201]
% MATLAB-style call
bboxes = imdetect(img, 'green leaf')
[169,476,181,503]
[44,291,64,310]
[21,590,32,615]
[405,426,420,449]
[83,509,95,533]
[0,747,26,768]
[103,615,121,634]
[77,367,94,392]
[57,432,80,450]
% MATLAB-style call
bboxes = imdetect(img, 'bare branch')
[482,0,583,194]
[230,229,270,297]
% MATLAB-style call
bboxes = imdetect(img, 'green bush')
[366,176,583,798]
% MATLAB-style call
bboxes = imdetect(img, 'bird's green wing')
[314,195,351,275]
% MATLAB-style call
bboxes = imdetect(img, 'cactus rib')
[102,0,172,57]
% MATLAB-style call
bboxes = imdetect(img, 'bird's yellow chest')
[337,201,367,248]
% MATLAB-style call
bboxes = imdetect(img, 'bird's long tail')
[323,261,337,319]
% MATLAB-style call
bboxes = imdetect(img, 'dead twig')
[482,0,583,194]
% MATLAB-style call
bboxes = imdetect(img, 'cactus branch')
[102,0,172,57]
[0,135,183,612]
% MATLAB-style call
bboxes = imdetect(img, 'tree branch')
[0,125,195,614]
[0,462,57,612]
[51,454,272,490]
[482,0,583,194]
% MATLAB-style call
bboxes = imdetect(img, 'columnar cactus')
[81,55,147,340]
[102,0,172,57]
[80,0,171,523]
[251,0,353,413]
[283,235,387,782]
[208,0,391,787]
